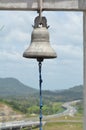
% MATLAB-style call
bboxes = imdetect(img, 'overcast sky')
[0,11,83,90]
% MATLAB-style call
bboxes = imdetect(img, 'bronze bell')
[23,16,57,61]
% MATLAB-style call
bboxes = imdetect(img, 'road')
[0,120,40,129]
[0,100,81,129]
[62,100,80,116]
[44,100,81,119]
[0,119,46,130]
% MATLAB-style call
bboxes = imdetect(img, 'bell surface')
[23,27,57,60]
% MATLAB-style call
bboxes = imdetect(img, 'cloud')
[0,50,22,62]
[5,29,29,43]
[0,11,83,90]
[56,44,83,59]
[43,11,83,47]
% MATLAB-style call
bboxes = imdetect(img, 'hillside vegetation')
[0,78,37,98]
[0,102,25,122]
[0,77,83,116]
[0,77,83,101]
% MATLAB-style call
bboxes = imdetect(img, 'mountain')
[0,77,83,101]
[69,85,83,92]
[0,77,37,98]
[42,85,83,102]
[55,85,83,101]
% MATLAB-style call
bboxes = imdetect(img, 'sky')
[0,11,83,90]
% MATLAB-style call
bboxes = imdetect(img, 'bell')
[23,26,57,61]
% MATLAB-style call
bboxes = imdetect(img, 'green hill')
[42,85,83,102]
[0,77,37,98]
[0,77,83,115]
[0,77,83,101]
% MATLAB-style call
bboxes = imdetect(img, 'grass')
[43,122,83,130]
[34,122,83,130]
[46,115,83,121]
[34,115,83,130]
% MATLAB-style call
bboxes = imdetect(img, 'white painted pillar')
[83,11,86,130]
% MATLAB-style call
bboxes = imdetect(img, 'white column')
[83,11,86,130]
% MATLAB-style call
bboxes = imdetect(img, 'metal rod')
[39,0,42,19]
[38,0,43,23]
[38,61,43,130]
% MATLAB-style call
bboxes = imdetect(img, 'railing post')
[83,11,86,130]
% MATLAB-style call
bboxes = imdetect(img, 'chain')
[38,61,43,130]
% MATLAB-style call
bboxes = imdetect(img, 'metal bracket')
[33,16,49,28]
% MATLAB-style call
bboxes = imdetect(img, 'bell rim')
[23,52,57,59]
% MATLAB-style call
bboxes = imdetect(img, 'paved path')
[44,100,81,119]
[0,120,40,129]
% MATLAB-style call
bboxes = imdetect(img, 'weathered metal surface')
[23,26,57,59]
[0,0,85,11]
